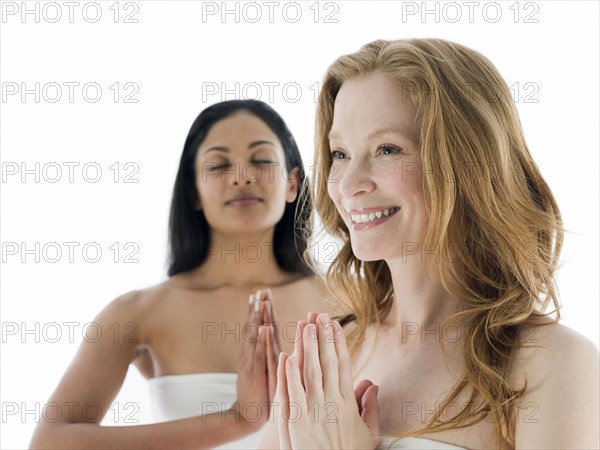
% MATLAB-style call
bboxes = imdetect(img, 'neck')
[196,228,296,288]
[383,254,462,331]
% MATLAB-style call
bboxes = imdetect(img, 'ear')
[285,167,300,203]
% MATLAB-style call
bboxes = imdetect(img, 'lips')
[225,193,262,205]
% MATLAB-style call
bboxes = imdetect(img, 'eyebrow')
[329,126,415,143]
[202,140,276,155]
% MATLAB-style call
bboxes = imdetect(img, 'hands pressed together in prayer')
[231,289,281,432]
[236,290,380,448]
[275,307,382,448]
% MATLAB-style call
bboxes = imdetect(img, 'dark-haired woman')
[30,100,333,449]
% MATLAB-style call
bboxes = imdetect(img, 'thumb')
[354,379,374,415]
[361,384,380,438]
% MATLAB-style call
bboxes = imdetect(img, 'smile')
[350,207,400,224]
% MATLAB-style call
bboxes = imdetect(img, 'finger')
[259,292,270,325]
[263,290,282,349]
[354,379,374,415]
[255,290,283,368]
[360,384,381,440]
[294,321,307,389]
[266,325,278,404]
[239,294,258,370]
[275,352,292,450]
[331,320,354,399]
[316,313,339,398]
[253,325,267,376]
[254,290,269,324]
[267,300,283,354]
[245,293,262,342]
[262,289,274,324]
[248,301,265,363]
[302,323,325,405]
[256,290,282,355]
[307,311,319,324]
[285,354,308,411]
[248,292,255,312]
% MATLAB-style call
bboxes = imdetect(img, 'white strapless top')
[148,372,266,449]
[149,372,466,450]
[377,437,466,449]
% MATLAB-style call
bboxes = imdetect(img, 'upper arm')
[38,291,145,425]
[513,323,600,449]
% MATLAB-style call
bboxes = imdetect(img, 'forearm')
[29,409,253,449]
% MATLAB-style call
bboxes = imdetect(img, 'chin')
[350,242,388,262]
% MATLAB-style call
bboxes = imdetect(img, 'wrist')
[229,402,261,435]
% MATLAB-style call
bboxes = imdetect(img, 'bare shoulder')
[512,319,599,381]
[512,319,599,448]
[102,283,160,316]
[97,281,173,342]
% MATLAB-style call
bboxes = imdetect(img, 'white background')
[1,1,598,448]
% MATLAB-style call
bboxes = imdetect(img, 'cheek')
[327,162,343,185]
[391,162,423,196]
[259,172,283,199]
[197,177,221,204]
[326,178,342,211]
[326,174,337,197]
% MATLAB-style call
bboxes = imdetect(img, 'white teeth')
[350,207,399,224]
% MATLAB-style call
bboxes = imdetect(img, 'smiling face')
[327,70,428,261]
[195,111,298,238]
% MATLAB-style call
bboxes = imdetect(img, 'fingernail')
[318,313,330,324]
[249,294,254,305]
[258,325,263,337]
[255,298,260,312]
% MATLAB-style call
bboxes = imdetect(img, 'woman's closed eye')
[205,160,275,172]
[205,162,230,172]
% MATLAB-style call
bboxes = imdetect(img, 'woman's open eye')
[330,150,347,160]
[378,144,402,155]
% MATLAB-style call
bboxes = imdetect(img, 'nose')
[336,157,375,199]
[233,178,251,186]
[227,161,255,186]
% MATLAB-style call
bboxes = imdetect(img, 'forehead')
[330,71,419,143]
[200,112,282,151]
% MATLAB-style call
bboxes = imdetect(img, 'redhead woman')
[30,100,333,449]
[261,39,599,449]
